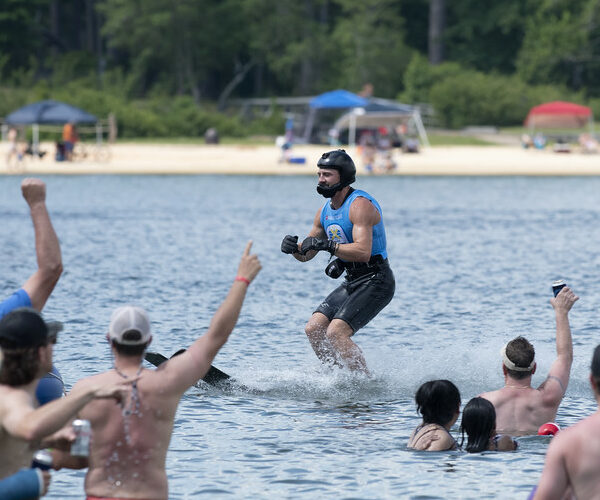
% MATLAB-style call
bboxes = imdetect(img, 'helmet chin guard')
[316,149,356,198]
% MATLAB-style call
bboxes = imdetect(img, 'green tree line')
[1,0,599,134]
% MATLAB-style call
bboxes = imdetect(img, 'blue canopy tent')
[303,90,368,143]
[5,100,98,153]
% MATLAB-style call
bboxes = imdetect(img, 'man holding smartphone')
[480,286,578,435]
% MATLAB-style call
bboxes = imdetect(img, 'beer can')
[71,419,91,457]
[552,279,567,297]
[31,449,53,470]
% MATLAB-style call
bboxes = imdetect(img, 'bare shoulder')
[537,376,566,406]
[479,390,499,404]
[349,196,379,224]
[428,430,455,451]
[496,435,517,451]
[69,372,108,394]
[408,425,454,451]
[0,386,32,408]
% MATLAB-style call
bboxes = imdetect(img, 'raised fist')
[281,235,299,254]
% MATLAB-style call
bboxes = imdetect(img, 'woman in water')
[408,379,461,451]
[460,397,518,452]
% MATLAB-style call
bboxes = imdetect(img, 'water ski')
[144,350,232,388]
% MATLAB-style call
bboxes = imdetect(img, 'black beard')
[316,182,342,198]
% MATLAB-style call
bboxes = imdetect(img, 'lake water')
[1,174,600,499]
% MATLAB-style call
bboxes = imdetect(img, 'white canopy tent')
[333,98,430,147]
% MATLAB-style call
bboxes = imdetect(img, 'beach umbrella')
[524,101,592,129]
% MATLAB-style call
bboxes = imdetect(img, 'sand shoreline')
[2,142,600,176]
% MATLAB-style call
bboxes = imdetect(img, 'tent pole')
[349,113,356,147]
[303,108,316,143]
[33,124,39,154]
[414,110,430,148]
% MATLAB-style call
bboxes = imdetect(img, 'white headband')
[501,344,535,372]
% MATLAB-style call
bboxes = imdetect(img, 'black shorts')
[314,261,395,334]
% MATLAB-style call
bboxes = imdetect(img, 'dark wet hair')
[460,397,496,453]
[415,379,461,426]
[505,336,535,380]
[0,347,41,386]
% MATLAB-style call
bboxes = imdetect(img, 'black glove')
[300,237,337,255]
[281,235,299,254]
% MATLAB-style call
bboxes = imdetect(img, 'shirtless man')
[533,344,600,500]
[480,286,578,435]
[0,308,131,481]
[70,242,261,500]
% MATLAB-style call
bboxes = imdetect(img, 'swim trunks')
[314,259,395,333]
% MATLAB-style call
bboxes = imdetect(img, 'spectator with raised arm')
[480,286,578,434]
[0,178,64,405]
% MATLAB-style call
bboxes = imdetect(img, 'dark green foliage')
[0,0,599,134]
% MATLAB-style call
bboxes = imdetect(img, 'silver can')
[71,419,91,457]
[31,449,53,470]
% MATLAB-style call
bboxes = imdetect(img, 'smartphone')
[552,279,567,297]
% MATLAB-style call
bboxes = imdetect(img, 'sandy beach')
[2,142,600,176]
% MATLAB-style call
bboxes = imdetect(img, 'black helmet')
[316,149,356,198]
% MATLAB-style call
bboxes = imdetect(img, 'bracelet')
[235,276,251,286]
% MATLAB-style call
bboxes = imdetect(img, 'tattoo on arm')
[545,375,566,393]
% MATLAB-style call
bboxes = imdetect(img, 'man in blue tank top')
[0,178,64,404]
[281,150,395,372]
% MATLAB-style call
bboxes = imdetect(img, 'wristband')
[235,276,251,286]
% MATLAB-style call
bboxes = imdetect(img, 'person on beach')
[480,286,578,435]
[281,149,395,372]
[533,345,600,500]
[66,242,260,500]
[408,379,460,451]
[460,397,517,452]
[0,178,65,405]
[0,308,133,485]
[62,122,78,161]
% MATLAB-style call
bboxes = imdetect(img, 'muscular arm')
[20,179,63,311]
[2,384,123,443]
[160,241,261,393]
[538,287,578,405]
[334,197,380,263]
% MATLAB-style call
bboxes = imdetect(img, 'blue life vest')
[319,189,387,260]
[36,365,65,405]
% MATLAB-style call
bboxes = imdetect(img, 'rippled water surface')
[2,174,600,499]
